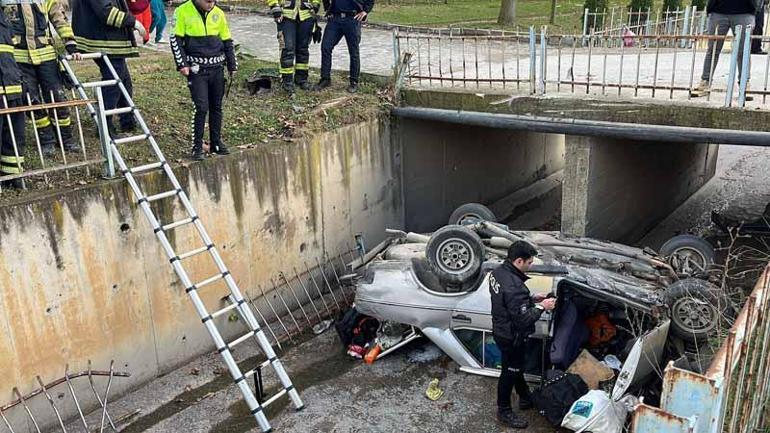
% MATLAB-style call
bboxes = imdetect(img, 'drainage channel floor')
[77,330,554,433]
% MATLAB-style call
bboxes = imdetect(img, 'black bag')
[335,308,361,346]
[530,372,589,426]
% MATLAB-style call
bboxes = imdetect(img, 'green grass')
[0,50,388,202]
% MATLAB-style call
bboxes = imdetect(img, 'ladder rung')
[210,301,240,321]
[81,79,119,88]
[104,106,134,116]
[226,330,258,351]
[261,389,287,409]
[160,216,197,232]
[176,245,211,261]
[141,189,180,203]
[187,272,229,293]
[114,134,149,145]
[125,161,165,175]
[243,360,273,379]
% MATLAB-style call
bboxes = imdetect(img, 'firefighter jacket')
[489,260,543,343]
[72,0,138,57]
[3,0,75,65]
[268,0,321,22]
[0,10,22,100]
[170,1,236,72]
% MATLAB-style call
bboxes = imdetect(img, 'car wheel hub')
[670,247,708,275]
[673,297,716,333]
[457,214,482,226]
[436,238,473,274]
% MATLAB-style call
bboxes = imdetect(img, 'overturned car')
[350,204,730,380]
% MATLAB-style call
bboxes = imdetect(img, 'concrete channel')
[1,86,769,431]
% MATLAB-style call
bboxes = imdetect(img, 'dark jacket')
[72,0,138,57]
[169,1,236,71]
[0,10,22,101]
[322,0,374,14]
[489,260,543,343]
[707,0,762,13]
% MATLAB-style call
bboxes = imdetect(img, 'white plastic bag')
[561,390,631,433]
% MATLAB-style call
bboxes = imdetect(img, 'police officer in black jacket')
[490,241,556,429]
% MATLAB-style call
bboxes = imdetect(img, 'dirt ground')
[77,330,556,433]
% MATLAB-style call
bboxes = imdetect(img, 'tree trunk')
[549,0,557,24]
[497,0,516,25]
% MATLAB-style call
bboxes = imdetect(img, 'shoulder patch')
[489,274,500,294]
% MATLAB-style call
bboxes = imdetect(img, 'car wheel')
[448,203,497,226]
[664,278,727,342]
[426,225,484,285]
[659,234,715,276]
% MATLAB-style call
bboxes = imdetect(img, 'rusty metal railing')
[631,264,770,433]
[394,24,770,109]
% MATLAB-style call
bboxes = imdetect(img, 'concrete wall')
[397,118,565,232]
[0,119,401,429]
[562,135,718,243]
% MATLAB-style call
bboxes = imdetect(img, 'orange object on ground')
[584,313,617,347]
[364,345,381,364]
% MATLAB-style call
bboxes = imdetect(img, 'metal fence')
[631,264,770,433]
[584,6,709,38]
[394,24,770,109]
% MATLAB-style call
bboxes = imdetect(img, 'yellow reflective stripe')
[1,165,23,174]
[295,63,309,71]
[4,85,22,94]
[0,44,14,53]
[57,26,74,39]
[14,46,57,64]
[114,11,126,27]
[107,8,118,26]
[74,36,138,55]
[35,116,51,128]
[56,117,71,127]
[0,155,25,163]
[279,66,294,75]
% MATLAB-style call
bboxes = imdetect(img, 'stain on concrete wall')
[0,119,401,425]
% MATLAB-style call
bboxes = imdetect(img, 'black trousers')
[321,15,361,84]
[278,18,314,83]
[753,6,766,52]
[20,60,73,146]
[95,57,135,129]
[0,97,26,175]
[496,336,532,411]
[188,66,224,152]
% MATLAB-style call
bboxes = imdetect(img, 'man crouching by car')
[490,241,556,429]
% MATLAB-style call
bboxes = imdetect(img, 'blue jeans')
[320,15,361,83]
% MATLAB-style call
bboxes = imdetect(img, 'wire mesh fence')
[395,24,770,109]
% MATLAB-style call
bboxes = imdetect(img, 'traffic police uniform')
[170,0,237,159]
[268,0,320,92]
[489,260,542,421]
[0,8,25,186]
[3,0,78,155]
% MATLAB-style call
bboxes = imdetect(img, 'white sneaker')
[690,80,711,97]
[156,37,168,44]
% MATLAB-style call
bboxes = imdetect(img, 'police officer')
[0,7,25,188]
[4,0,79,156]
[315,0,374,93]
[170,0,237,160]
[489,241,556,429]
[268,0,320,93]
[72,0,146,134]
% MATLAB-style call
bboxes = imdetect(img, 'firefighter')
[3,0,79,157]
[0,8,25,188]
[268,0,321,93]
[170,0,237,160]
[72,0,146,134]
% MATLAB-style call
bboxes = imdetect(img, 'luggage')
[531,372,590,426]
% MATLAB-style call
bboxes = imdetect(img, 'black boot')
[347,82,359,93]
[191,143,204,161]
[61,125,79,152]
[281,75,295,95]
[297,81,312,91]
[38,126,57,157]
[497,409,528,429]
[314,78,331,91]
[213,142,230,155]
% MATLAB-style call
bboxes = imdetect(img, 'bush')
[663,0,682,10]
[627,0,653,11]
[691,0,706,9]
[583,0,609,29]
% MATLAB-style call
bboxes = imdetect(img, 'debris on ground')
[312,319,334,335]
[566,350,614,390]
[425,378,444,401]
[561,390,638,433]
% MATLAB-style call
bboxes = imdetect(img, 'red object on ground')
[364,345,381,364]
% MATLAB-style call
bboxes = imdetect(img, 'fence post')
[539,26,547,95]
[94,87,115,178]
[582,8,589,39]
[392,28,400,76]
[529,26,537,94]
[738,25,753,107]
[681,6,690,48]
[725,25,743,107]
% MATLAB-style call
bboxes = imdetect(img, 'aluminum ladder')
[60,53,304,432]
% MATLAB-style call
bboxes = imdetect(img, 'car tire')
[664,278,728,342]
[426,225,484,285]
[448,203,497,226]
[659,234,715,276]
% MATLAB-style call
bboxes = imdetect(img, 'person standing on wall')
[489,241,556,429]
[0,7,25,189]
[267,0,321,94]
[314,0,373,93]
[752,0,768,54]
[3,0,79,157]
[690,0,763,98]
[72,0,146,134]
[170,0,237,160]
